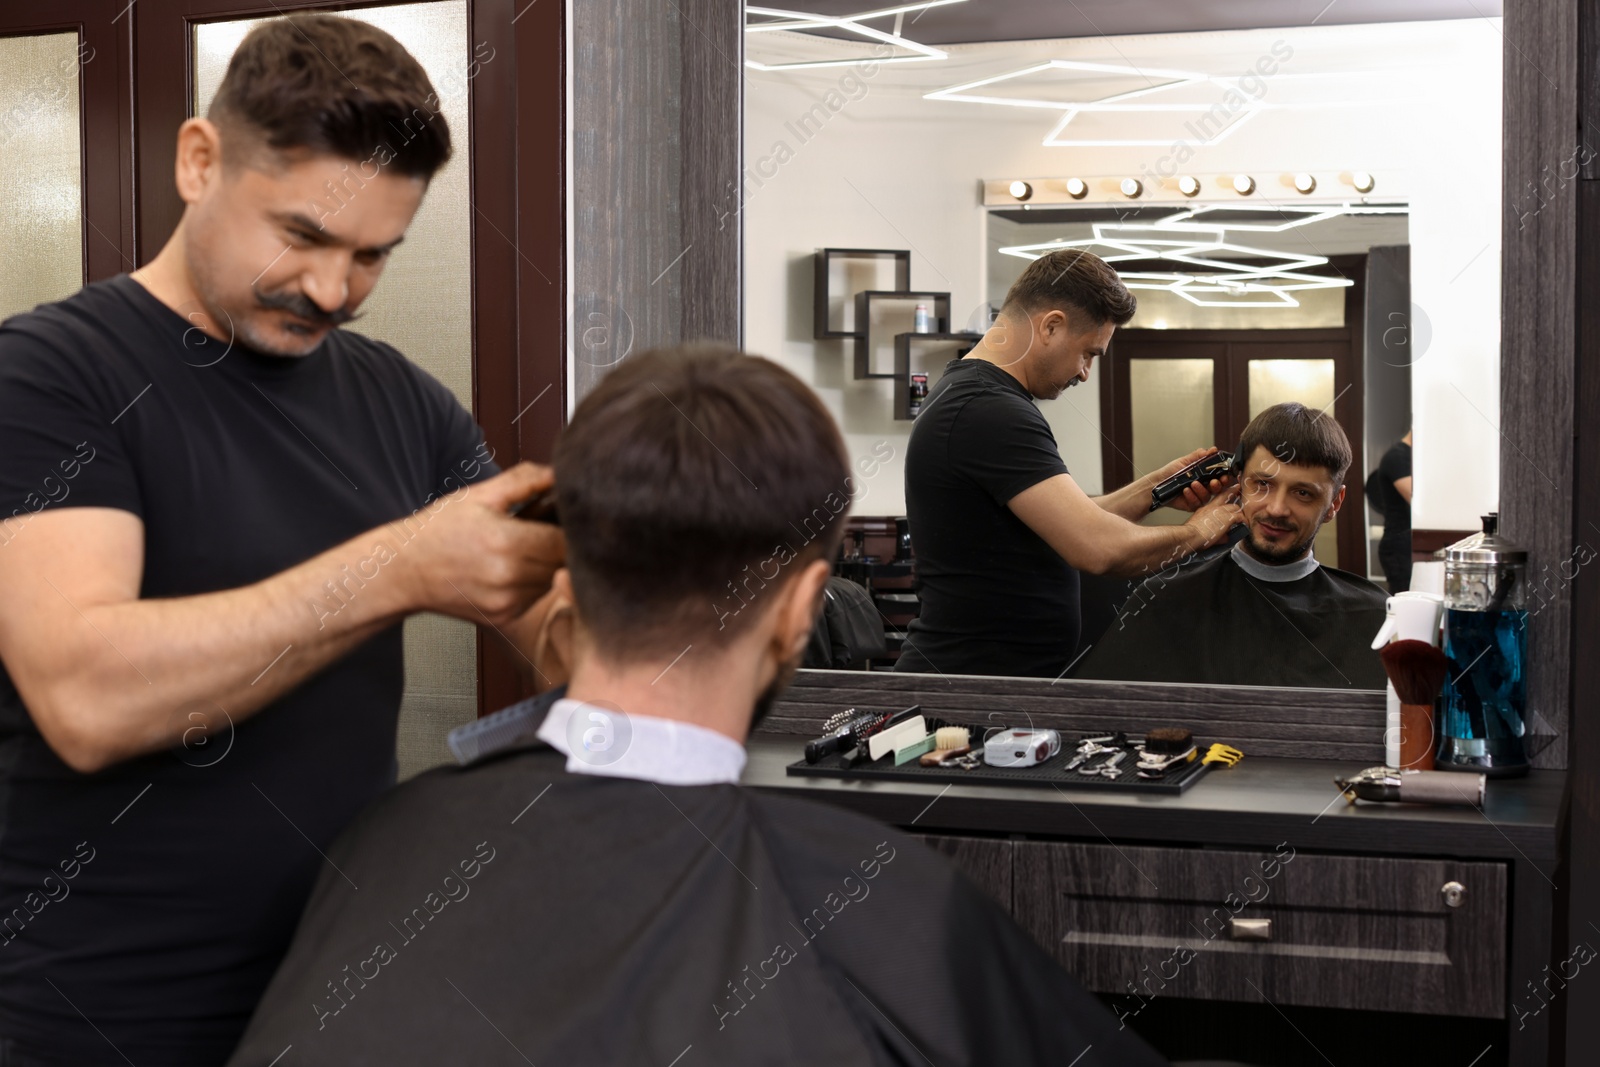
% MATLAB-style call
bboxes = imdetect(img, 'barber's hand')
[1154,446,1236,512]
[1184,486,1243,548]
[390,462,567,626]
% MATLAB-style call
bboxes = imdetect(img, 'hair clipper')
[1334,767,1486,807]
[1149,450,1238,512]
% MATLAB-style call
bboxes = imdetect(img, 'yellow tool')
[1202,743,1244,767]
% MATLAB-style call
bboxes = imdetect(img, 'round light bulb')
[1009,180,1033,201]
[1120,177,1143,198]
[1065,177,1088,199]
[1351,171,1375,193]
[1232,174,1256,195]
[1177,175,1200,197]
[1293,172,1317,194]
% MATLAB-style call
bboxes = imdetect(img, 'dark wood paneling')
[1014,841,1507,1018]
[570,0,742,401]
[677,0,742,347]
[1500,0,1578,775]
[916,834,1012,915]
[763,668,1387,763]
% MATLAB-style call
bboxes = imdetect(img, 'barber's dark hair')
[208,14,451,179]
[1237,402,1353,486]
[553,344,851,664]
[1001,248,1137,328]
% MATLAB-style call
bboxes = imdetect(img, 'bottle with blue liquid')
[1437,513,1529,777]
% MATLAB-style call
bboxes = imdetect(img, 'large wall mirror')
[744,4,1502,693]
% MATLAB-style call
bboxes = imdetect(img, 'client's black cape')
[1074,548,1388,689]
[226,697,1167,1067]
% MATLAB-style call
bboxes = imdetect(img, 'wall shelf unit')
[851,290,953,379]
[813,248,977,421]
[813,248,910,339]
[892,332,985,419]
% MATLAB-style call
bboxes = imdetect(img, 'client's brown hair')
[553,344,851,664]
[208,14,451,179]
[1237,402,1353,486]
[1002,248,1137,328]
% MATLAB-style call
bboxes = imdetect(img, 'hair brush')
[1380,640,1449,770]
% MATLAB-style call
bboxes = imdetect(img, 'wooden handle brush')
[1379,639,1449,770]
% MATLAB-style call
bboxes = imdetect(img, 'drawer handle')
[1228,918,1272,942]
[1442,881,1467,908]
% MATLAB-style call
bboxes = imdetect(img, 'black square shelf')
[892,332,984,420]
[813,249,910,340]
[851,291,952,379]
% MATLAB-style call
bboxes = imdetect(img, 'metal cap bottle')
[1436,513,1529,776]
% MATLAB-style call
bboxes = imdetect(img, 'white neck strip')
[536,698,746,786]
[1231,539,1320,582]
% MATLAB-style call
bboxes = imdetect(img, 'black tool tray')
[787,736,1215,795]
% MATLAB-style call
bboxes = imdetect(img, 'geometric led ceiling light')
[926,59,1243,147]
[746,0,966,71]
[1156,201,1409,232]
[930,63,1403,148]
[925,58,1212,110]
[995,208,1362,309]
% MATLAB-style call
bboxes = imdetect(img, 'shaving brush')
[1379,639,1449,770]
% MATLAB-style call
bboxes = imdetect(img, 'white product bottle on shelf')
[913,303,931,333]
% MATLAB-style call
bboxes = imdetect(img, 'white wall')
[1405,28,1503,531]
[744,20,1501,518]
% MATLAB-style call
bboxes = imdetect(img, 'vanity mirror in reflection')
[746,13,1501,691]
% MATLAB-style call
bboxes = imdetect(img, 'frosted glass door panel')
[194,4,477,779]
[1129,358,1214,527]
[1247,359,1336,420]
[0,32,84,321]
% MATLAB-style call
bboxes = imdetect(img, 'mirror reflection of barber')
[899,249,1242,680]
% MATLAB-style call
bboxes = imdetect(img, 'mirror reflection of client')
[898,248,1242,679]
[1074,402,1388,689]
[226,346,1167,1067]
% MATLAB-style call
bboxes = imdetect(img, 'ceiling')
[761,0,1503,47]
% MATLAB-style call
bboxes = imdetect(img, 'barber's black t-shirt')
[0,276,498,1064]
[898,358,1077,679]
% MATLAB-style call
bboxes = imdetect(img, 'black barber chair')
[803,577,888,670]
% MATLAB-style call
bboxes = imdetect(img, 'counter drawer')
[1013,841,1506,1018]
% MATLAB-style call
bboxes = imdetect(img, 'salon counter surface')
[742,736,1565,866]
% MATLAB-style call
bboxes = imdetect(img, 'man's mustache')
[254,287,360,328]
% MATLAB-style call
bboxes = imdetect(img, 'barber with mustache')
[0,17,562,1065]
[899,248,1241,680]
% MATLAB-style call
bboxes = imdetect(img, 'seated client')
[226,345,1167,1066]
[1074,402,1388,689]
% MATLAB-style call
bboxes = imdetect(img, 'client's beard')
[1246,521,1320,564]
[750,651,803,732]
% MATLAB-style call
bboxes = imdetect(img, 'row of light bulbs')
[1007,171,1376,202]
